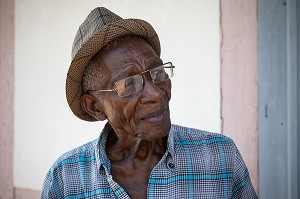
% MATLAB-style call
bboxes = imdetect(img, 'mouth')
[141,108,168,123]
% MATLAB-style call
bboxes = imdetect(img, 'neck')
[106,130,167,162]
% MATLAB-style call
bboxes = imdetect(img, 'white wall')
[14,0,220,190]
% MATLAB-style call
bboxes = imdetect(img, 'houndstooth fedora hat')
[66,7,161,121]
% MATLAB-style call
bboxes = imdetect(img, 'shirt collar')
[95,123,175,173]
[167,125,175,157]
[95,123,112,173]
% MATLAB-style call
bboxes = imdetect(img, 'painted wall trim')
[220,0,259,194]
[14,188,40,199]
[0,0,14,198]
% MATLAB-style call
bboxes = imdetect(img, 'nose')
[140,77,164,104]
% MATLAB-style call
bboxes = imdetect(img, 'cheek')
[111,100,139,134]
[102,97,138,124]
[162,81,172,101]
[100,96,118,119]
[121,97,144,133]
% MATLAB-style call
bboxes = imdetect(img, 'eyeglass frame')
[87,62,175,97]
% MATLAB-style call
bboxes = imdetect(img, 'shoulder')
[169,124,239,173]
[170,124,238,161]
[50,138,98,171]
[44,138,99,183]
[169,124,258,197]
[41,138,99,198]
[171,124,234,146]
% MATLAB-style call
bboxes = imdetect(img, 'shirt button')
[168,162,175,169]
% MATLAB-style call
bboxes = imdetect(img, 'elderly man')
[42,7,257,199]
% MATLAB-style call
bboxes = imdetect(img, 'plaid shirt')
[41,124,257,198]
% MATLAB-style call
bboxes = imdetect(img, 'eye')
[115,75,143,97]
[124,76,137,87]
[151,67,168,83]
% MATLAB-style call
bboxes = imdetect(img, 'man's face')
[94,37,171,141]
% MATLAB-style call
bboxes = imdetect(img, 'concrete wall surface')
[220,0,258,193]
[0,0,14,198]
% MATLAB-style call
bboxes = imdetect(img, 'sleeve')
[231,144,258,199]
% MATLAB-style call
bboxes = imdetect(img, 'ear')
[80,94,107,121]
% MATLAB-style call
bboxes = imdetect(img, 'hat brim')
[66,18,160,121]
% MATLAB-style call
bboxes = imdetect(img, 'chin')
[137,118,171,141]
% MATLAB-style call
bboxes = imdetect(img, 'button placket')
[167,162,175,170]
[104,169,131,199]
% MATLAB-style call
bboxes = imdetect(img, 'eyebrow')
[145,57,163,68]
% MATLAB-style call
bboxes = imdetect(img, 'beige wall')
[220,0,259,193]
[0,0,14,198]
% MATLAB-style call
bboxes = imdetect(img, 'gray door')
[259,0,299,198]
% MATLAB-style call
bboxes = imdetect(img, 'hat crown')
[71,7,123,59]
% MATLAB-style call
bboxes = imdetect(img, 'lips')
[141,108,168,123]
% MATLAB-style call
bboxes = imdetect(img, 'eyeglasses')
[88,62,175,97]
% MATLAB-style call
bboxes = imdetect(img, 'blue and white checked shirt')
[41,124,257,198]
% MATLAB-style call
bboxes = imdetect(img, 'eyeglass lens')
[115,63,174,97]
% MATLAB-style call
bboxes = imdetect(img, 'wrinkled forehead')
[102,37,158,61]
[97,37,161,72]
